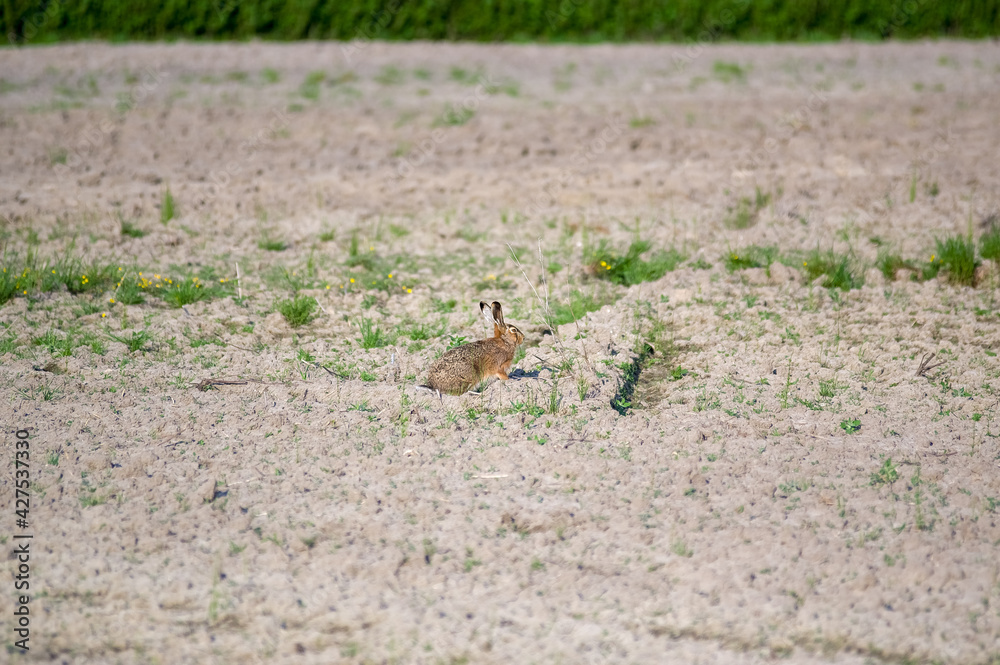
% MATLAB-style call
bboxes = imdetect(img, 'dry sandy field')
[1,40,999,664]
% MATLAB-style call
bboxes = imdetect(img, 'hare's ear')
[480,301,500,336]
[491,301,505,330]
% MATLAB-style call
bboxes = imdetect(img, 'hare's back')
[425,341,489,394]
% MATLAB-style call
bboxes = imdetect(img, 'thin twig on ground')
[303,359,336,377]
[195,379,249,391]
[915,353,945,377]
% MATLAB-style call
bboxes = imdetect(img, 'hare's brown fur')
[422,301,524,396]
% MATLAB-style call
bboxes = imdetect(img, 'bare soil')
[1,40,999,664]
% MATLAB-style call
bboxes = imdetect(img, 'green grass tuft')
[346,234,376,270]
[113,271,146,305]
[724,188,770,229]
[934,234,978,286]
[0,249,121,298]
[436,104,474,126]
[160,187,176,225]
[33,330,74,357]
[432,298,457,313]
[723,245,778,272]
[300,71,325,100]
[713,61,747,83]
[0,333,19,355]
[258,234,287,252]
[342,239,411,294]
[870,457,899,485]
[358,317,392,348]
[548,289,618,327]
[277,295,318,327]
[108,329,152,353]
[404,319,446,341]
[724,198,755,230]
[875,249,914,281]
[588,240,685,286]
[162,276,210,308]
[120,219,146,239]
[800,249,863,290]
[374,65,405,85]
[980,222,1000,262]
[0,255,26,305]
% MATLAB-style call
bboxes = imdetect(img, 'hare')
[420,301,524,396]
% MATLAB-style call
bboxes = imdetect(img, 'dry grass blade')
[506,240,553,331]
[507,239,575,366]
[915,353,945,377]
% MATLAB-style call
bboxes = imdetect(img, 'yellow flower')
[350,278,355,283]
[803,261,807,267]
[929,255,935,262]
[51,269,56,274]
[407,288,412,293]
[101,312,107,318]
[388,274,393,278]
[154,274,160,279]
[325,285,331,290]
[109,298,115,303]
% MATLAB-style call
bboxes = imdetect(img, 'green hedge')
[4,0,999,43]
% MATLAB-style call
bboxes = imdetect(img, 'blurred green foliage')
[4,0,998,43]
